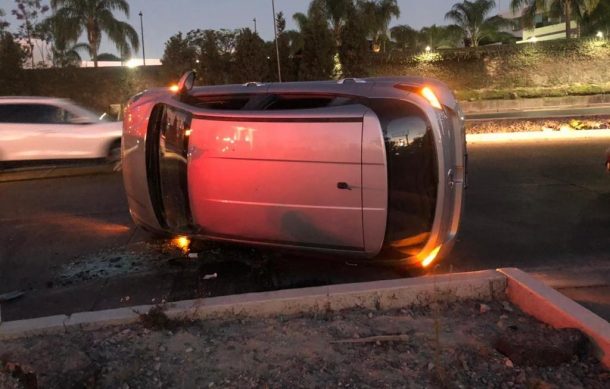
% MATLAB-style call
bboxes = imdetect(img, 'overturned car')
[122,74,466,268]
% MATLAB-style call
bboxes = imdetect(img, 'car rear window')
[264,95,356,110]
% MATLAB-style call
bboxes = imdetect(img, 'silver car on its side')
[122,75,466,268]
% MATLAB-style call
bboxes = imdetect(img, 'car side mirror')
[177,71,196,95]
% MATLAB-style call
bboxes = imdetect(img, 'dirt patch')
[1,300,607,388]
[466,116,610,134]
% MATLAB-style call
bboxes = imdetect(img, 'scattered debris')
[0,361,37,389]
[138,306,184,331]
[494,327,589,367]
[502,301,514,312]
[330,334,410,344]
[0,291,25,303]
[0,300,606,388]
[479,303,491,313]
[202,273,218,280]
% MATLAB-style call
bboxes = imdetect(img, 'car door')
[187,104,367,251]
[0,103,52,161]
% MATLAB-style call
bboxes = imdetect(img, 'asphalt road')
[1,137,609,321]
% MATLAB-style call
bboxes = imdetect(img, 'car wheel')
[107,140,122,171]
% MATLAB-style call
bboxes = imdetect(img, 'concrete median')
[1,268,608,368]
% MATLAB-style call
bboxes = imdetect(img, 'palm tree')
[510,0,601,38]
[323,0,353,46]
[445,0,508,47]
[358,0,401,52]
[49,0,139,67]
[580,0,610,37]
[419,24,464,49]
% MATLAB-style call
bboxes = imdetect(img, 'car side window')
[28,104,73,124]
[0,103,73,124]
[264,95,355,110]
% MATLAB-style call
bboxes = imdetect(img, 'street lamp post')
[139,11,146,66]
[253,18,257,34]
[271,0,282,82]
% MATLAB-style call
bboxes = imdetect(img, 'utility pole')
[139,11,146,66]
[253,18,257,33]
[271,0,282,82]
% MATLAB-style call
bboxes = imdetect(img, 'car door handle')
[337,182,351,190]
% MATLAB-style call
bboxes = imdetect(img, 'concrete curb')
[499,268,610,369]
[460,94,610,115]
[466,129,610,144]
[0,270,505,339]
[1,268,608,368]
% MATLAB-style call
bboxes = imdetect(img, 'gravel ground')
[466,116,610,134]
[1,300,607,388]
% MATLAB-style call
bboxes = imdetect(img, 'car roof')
[187,76,457,110]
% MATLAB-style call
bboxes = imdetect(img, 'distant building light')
[597,31,604,39]
[425,46,431,52]
[126,59,139,68]
[196,59,200,63]
[530,36,538,43]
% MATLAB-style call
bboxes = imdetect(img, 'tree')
[390,25,418,51]
[511,0,601,38]
[0,32,26,94]
[357,0,400,52]
[339,2,370,77]
[298,0,335,80]
[188,29,232,85]
[49,0,139,67]
[161,32,196,79]
[580,0,610,37]
[323,0,353,46]
[445,0,509,47]
[11,0,50,67]
[418,24,463,49]
[0,8,10,33]
[232,28,268,83]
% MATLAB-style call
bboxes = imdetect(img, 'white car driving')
[0,97,122,162]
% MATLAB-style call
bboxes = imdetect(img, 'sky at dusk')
[0,0,508,59]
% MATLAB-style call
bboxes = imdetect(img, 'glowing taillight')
[394,84,444,110]
[421,87,443,110]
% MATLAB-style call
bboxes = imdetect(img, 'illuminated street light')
[271,0,282,82]
[425,46,431,52]
[597,31,604,39]
[139,11,146,66]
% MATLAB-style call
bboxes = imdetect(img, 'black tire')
[107,139,122,163]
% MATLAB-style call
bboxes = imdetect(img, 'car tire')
[107,139,122,171]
